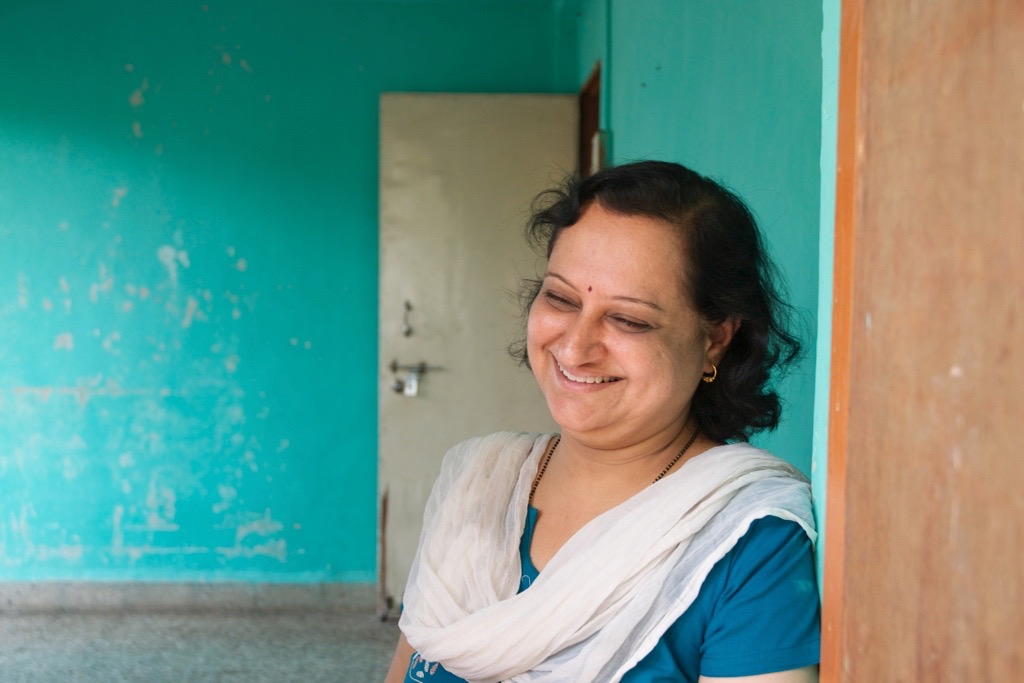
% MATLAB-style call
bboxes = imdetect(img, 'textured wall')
[0,0,575,581]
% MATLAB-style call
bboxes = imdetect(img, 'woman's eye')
[611,316,653,332]
[543,291,577,310]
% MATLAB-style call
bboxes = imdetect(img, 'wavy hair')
[511,160,802,443]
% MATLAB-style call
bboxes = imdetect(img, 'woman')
[385,161,819,683]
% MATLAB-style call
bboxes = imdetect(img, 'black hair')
[511,160,802,443]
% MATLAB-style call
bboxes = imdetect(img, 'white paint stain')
[53,333,74,351]
[58,221,70,231]
[226,246,236,257]
[221,51,232,66]
[59,277,70,293]
[125,63,135,72]
[122,301,134,313]
[42,298,53,312]
[36,545,84,562]
[240,58,252,73]
[276,439,289,453]
[62,455,83,480]
[225,355,240,373]
[17,273,29,307]
[111,187,128,207]
[182,296,199,328]
[119,452,135,467]
[304,341,312,350]
[90,264,114,302]
[111,505,125,555]
[157,246,180,285]
[102,331,121,354]
[217,509,286,562]
[129,77,149,108]
[225,404,245,426]
[231,308,242,320]
[236,258,247,272]
[145,471,178,528]
[213,485,237,514]
[289,338,298,346]
[132,121,143,138]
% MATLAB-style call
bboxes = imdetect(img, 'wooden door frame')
[820,0,860,679]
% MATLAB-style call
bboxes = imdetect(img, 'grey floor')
[0,609,401,683]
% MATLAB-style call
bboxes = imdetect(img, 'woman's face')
[527,202,726,449]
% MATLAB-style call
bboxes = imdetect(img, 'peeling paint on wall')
[0,0,572,583]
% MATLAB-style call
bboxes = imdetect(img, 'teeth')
[558,362,619,384]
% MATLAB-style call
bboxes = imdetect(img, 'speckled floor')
[0,609,400,683]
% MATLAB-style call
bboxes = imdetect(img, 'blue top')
[406,508,820,682]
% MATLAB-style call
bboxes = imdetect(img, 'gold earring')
[702,364,717,383]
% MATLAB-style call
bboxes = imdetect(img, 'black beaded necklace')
[528,426,701,504]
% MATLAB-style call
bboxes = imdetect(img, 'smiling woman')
[385,161,819,683]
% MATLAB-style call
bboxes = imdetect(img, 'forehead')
[548,203,689,300]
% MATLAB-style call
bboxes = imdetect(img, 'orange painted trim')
[821,0,863,680]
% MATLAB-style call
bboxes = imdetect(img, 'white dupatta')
[399,432,816,683]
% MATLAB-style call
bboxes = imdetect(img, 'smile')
[557,362,621,384]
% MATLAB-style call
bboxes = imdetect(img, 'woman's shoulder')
[697,515,820,675]
[703,441,804,471]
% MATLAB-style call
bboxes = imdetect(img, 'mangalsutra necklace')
[529,426,701,504]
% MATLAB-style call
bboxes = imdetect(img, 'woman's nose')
[558,313,604,364]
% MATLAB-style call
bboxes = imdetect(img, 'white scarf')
[400,431,816,683]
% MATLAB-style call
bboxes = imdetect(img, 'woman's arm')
[383,633,415,683]
[701,664,818,683]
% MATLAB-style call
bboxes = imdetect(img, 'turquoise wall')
[813,0,841,582]
[0,0,575,581]
[574,0,824,475]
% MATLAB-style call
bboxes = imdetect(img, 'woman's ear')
[705,318,740,367]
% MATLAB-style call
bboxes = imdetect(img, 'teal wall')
[813,0,841,582]
[574,0,824,475]
[0,1,576,581]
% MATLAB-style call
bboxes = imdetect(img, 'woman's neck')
[549,423,716,498]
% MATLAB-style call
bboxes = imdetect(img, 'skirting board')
[0,582,377,615]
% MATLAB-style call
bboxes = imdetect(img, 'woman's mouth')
[557,361,621,385]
